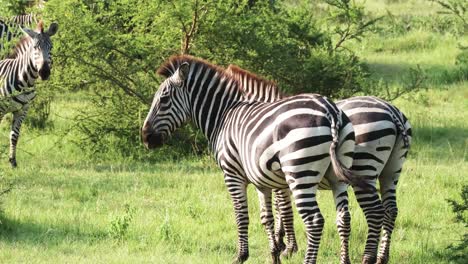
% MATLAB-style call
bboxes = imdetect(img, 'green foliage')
[324,0,382,51]
[430,0,467,26]
[108,203,135,240]
[25,90,53,130]
[446,185,468,262]
[40,0,374,158]
[455,47,468,80]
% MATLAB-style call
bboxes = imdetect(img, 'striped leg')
[330,182,351,264]
[377,138,409,264]
[353,180,384,264]
[9,105,29,168]
[274,193,286,252]
[274,188,298,258]
[287,174,324,264]
[257,188,281,264]
[224,175,250,264]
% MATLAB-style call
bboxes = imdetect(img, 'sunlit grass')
[0,0,467,263]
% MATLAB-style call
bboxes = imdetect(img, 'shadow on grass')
[0,212,108,247]
[367,62,466,85]
[409,125,467,162]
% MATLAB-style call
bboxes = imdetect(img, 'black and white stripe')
[0,14,38,52]
[142,56,360,264]
[0,21,58,167]
[226,64,412,264]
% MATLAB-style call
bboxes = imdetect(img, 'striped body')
[0,22,57,167]
[142,56,359,264]
[226,65,412,264]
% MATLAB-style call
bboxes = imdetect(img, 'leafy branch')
[324,0,382,52]
[430,0,467,26]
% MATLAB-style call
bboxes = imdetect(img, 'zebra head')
[21,21,58,80]
[142,62,191,149]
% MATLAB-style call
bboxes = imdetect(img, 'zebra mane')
[157,55,232,81]
[6,36,32,59]
[226,64,286,99]
[226,64,278,88]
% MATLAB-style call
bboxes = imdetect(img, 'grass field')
[0,0,467,263]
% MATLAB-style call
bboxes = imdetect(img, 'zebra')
[226,64,412,264]
[0,13,38,52]
[141,55,362,264]
[7,13,38,26]
[0,21,58,167]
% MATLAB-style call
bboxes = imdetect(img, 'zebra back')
[225,64,364,188]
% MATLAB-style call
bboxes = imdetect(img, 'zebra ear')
[177,62,190,81]
[21,27,38,38]
[46,23,59,36]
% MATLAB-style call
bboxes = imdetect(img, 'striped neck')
[1,39,39,96]
[185,62,246,148]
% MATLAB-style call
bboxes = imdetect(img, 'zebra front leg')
[330,182,351,264]
[9,106,29,168]
[353,181,384,264]
[287,174,324,264]
[224,175,250,264]
[257,188,281,264]
[274,188,298,258]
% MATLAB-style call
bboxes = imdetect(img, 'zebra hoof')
[281,246,298,259]
[275,237,286,252]
[271,252,281,264]
[232,251,249,264]
[9,158,17,168]
[361,255,377,264]
[376,256,389,264]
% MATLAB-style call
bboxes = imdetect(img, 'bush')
[108,204,135,240]
[446,185,468,262]
[40,0,375,159]
[455,47,468,81]
[25,91,53,130]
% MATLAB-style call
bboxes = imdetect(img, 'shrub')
[108,204,136,240]
[455,47,468,81]
[41,0,376,158]
[446,185,468,262]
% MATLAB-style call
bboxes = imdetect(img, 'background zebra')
[0,13,38,52]
[0,21,58,167]
[226,64,412,264]
[141,55,361,264]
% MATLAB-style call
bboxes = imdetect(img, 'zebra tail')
[329,112,367,189]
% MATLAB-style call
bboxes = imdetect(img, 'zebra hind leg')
[377,138,409,264]
[287,175,324,264]
[224,175,250,264]
[257,188,281,264]
[353,180,384,264]
[331,182,351,264]
[274,191,286,252]
[274,188,298,258]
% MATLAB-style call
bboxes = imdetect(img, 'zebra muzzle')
[141,126,165,149]
[39,63,51,80]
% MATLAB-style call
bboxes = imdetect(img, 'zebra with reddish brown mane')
[226,64,412,264]
[142,55,361,264]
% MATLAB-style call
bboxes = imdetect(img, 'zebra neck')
[186,67,245,149]
[1,49,38,97]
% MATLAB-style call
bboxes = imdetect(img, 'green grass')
[0,0,467,263]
